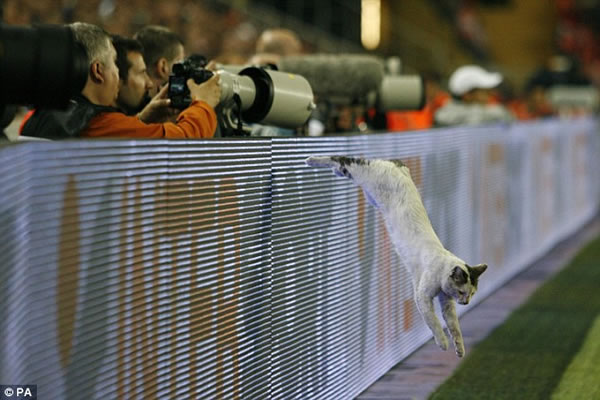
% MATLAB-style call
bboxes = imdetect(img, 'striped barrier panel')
[0,118,598,399]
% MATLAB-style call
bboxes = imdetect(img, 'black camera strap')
[232,93,245,135]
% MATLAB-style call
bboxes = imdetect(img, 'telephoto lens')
[0,23,88,108]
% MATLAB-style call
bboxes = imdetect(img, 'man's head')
[251,28,302,67]
[448,65,502,105]
[70,22,120,107]
[255,28,302,57]
[133,25,185,92]
[112,35,153,115]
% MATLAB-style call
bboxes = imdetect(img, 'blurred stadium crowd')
[2,0,260,63]
[2,0,599,139]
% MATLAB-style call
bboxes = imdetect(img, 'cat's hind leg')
[415,291,449,351]
[438,292,465,357]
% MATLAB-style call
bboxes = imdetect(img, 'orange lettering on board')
[165,177,196,395]
[187,178,217,398]
[129,179,156,398]
[403,300,413,331]
[483,143,506,267]
[487,143,505,164]
[214,177,241,400]
[145,179,169,400]
[57,175,81,370]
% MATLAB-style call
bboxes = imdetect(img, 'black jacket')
[21,95,116,139]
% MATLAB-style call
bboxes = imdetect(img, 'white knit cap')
[449,65,503,96]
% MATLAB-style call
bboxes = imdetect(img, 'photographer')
[21,22,220,139]
[134,25,185,97]
[434,65,513,127]
[112,34,180,124]
[112,35,153,116]
[245,28,304,137]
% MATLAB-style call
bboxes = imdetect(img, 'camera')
[0,23,88,108]
[168,58,315,133]
[168,57,215,109]
[376,75,425,111]
[1,22,88,134]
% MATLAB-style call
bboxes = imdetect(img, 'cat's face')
[443,264,488,305]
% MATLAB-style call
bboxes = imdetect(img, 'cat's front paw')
[305,156,334,168]
[434,334,449,351]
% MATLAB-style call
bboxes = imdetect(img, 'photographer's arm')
[82,75,222,139]
[136,73,221,125]
[82,101,217,139]
[137,84,177,124]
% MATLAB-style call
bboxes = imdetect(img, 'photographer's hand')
[205,60,218,72]
[137,84,178,123]
[137,84,173,123]
[188,74,221,108]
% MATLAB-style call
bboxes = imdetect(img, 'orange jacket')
[386,92,450,132]
[82,100,217,139]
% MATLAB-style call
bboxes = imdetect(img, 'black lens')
[193,69,213,84]
[0,23,88,108]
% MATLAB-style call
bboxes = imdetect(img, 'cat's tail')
[305,156,368,179]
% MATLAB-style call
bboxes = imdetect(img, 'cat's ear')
[451,266,468,284]
[468,264,488,279]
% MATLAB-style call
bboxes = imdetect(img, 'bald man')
[256,28,302,55]
[250,28,302,66]
[246,29,303,136]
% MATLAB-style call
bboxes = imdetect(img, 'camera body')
[167,57,315,134]
[168,58,214,109]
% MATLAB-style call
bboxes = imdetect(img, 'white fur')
[306,156,487,357]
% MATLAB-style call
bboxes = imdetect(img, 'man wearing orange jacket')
[21,22,220,140]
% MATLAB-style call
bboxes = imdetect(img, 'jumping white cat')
[306,155,487,357]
